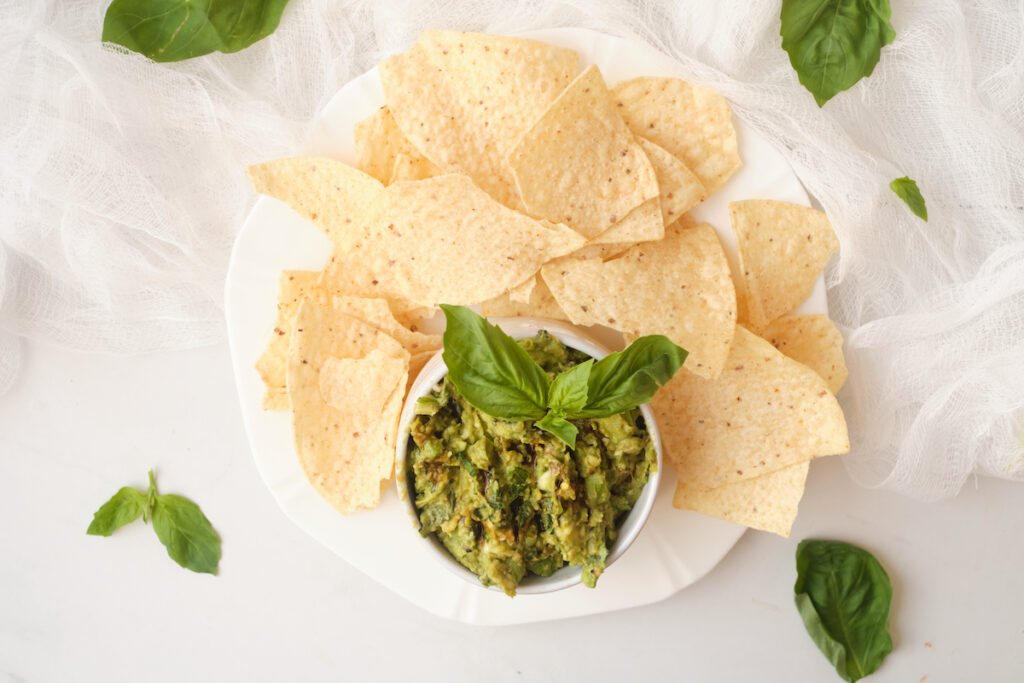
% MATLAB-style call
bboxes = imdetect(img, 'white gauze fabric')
[1,0,1022,500]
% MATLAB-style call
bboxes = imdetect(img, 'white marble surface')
[2,341,1022,682]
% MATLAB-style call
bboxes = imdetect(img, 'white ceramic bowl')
[394,317,663,595]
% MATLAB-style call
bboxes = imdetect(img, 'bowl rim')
[394,316,664,596]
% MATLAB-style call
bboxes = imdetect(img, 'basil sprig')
[795,540,894,681]
[440,305,687,448]
[889,176,928,221]
[780,0,896,106]
[88,470,221,574]
[102,0,292,63]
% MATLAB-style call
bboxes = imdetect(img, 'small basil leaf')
[152,494,222,574]
[889,176,928,221]
[535,413,578,450]
[795,540,894,682]
[102,0,292,63]
[547,359,593,416]
[578,335,687,418]
[440,305,548,420]
[86,486,146,536]
[780,0,896,106]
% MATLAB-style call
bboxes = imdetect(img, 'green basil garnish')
[795,540,894,681]
[88,470,221,574]
[889,176,928,221]
[780,0,896,106]
[102,0,292,63]
[440,304,549,421]
[576,335,688,418]
[440,305,687,448]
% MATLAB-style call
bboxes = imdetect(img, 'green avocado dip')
[405,331,657,597]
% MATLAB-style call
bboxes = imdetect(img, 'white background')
[2,340,1022,682]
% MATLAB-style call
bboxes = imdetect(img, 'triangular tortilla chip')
[480,275,569,322]
[568,242,635,261]
[729,200,840,332]
[249,160,586,307]
[762,314,847,394]
[653,326,848,490]
[636,137,706,223]
[507,276,537,304]
[325,174,585,306]
[318,265,433,329]
[380,30,578,208]
[288,300,409,514]
[247,158,384,253]
[332,296,440,380]
[588,198,664,246]
[388,152,441,184]
[353,106,439,184]
[256,271,436,410]
[673,462,809,537]
[256,270,322,411]
[613,77,741,193]
[542,217,737,379]
[509,65,659,240]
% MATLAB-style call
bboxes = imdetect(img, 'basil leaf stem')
[87,469,221,574]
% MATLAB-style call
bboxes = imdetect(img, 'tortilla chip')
[673,462,809,537]
[762,314,847,394]
[613,77,741,193]
[288,300,409,514]
[386,301,436,329]
[588,198,664,245]
[636,137,706,222]
[256,270,323,411]
[332,295,440,379]
[507,276,537,304]
[509,65,659,240]
[319,268,433,331]
[569,242,635,261]
[653,325,849,490]
[380,30,578,207]
[729,200,840,332]
[246,158,384,253]
[541,217,736,379]
[389,152,441,184]
[249,160,585,306]
[480,275,570,322]
[318,352,405,412]
[256,270,435,412]
[317,173,585,306]
[353,107,438,184]
[407,350,438,384]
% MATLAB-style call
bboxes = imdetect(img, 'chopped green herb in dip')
[406,331,656,596]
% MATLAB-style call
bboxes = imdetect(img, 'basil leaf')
[102,0,292,63]
[152,493,222,574]
[86,486,146,536]
[440,305,548,420]
[535,413,578,450]
[547,359,593,416]
[577,335,687,418]
[795,540,894,682]
[889,176,928,221]
[780,0,896,106]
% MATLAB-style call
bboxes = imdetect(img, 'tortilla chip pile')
[248,30,848,536]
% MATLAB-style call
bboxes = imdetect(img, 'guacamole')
[406,331,657,596]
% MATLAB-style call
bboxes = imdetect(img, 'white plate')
[225,27,821,626]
